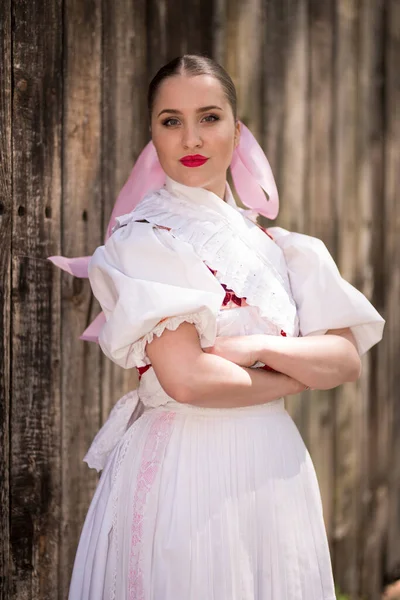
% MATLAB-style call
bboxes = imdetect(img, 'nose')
[182,123,202,150]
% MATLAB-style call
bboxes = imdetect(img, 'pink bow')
[48,121,279,343]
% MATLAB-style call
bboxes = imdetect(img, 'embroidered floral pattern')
[110,431,136,600]
[126,190,299,336]
[128,411,176,599]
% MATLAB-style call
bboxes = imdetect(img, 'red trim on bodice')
[206,266,245,307]
[137,364,152,380]
[135,222,281,380]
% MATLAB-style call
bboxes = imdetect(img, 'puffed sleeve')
[268,227,385,356]
[88,219,225,368]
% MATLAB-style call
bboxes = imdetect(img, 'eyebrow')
[157,105,223,118]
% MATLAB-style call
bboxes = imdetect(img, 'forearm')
[253,331,361,390]
[146,321,305,408]
[174,353,305,408]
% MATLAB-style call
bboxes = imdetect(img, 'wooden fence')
[1,0,399,598]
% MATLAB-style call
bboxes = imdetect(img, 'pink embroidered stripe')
[128,411,176,599]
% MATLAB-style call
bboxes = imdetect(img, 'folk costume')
[49,123,384,600]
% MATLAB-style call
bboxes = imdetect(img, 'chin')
[171,168,211,187]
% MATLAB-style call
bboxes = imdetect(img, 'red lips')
[179,154,209,167]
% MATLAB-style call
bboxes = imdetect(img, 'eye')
[202,114,219,123]
[162,117,180,127]
[161,114,220,127]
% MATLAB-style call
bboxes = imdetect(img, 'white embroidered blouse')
[84,174,385,471]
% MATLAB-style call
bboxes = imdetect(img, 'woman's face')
[151,74,240,199]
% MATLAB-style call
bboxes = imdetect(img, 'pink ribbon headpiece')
[48,121,279,342]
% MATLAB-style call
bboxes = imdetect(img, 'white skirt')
[68,398,336,600]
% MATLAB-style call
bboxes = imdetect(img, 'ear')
[234,120,241,149]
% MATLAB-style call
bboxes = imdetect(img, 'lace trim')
[108,412,140,600]
[84,312,210,472]
[125,310,213,368]
[119,190,299,336]
[109,410,146,600]
[83,389,139,472]
[128,411,176,599]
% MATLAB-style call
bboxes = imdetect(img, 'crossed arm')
[204,328,361,391]
[146,322,361,409]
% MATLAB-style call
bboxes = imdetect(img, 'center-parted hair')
[147,54,237,122]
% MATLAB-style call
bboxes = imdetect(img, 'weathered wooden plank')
[212,0,227,65]
[278,0,308,233]
[147,0,215,76]
[2,3,397,597]
[304,0,336,547]
[261,0,290,181]
[276,0,308,452]
[222,0,264,137]
[60,0,103,595]
[10,0,62,598]
[384,0,400,585]
[102,0,148,217]
[146,0,168,77]
[163,0,213,57]
[333,1,363,595]
[0,0,12,597]
[184,0,215,56]
[100,0,146,427]
[355,1,387,597]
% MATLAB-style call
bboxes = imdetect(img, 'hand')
[288,378,311,395]
[204,335,262,368]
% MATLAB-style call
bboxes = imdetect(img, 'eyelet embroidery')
[128,411,176,599]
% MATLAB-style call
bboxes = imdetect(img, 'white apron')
[68,175,384,599]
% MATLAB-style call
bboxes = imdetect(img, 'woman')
[50,55,384,599]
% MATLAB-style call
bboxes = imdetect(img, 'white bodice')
[83,175,384,471]
[138,304,281,410]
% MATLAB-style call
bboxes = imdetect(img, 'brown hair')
[147,54,237,123]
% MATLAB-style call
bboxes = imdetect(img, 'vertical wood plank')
[356,1,387,597]
[304,0,336,546]
[278,0,308,434]
[147,0,215,77]
[184,0,215,57]
[0,0,12,597]
[164,0,188,57]
[60,0,103,595]
[146,0,168,78]
[100,0,146,424]
[11,0,62,597]
[223,0,264,137]
[333,0,363,594]
[278,0,308,234]
[261,0,290,181]
[212,0,227,65]
[2,2,398,596]
[384,0,400,585]
[278,0,310,464]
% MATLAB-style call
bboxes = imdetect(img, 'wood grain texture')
[100,0,144,432]
[1,2,399,598]
[146,0,169,78]
[147,0,215,75]
[224,0,264,137]
[10,0,62,598]
[305,0,336,547]
[278,0,308,234]
[274,0,308,453]
[261,0,289,179]
[0,0,12,598]
[60,0,103,594]
[333,1,363,595]
[356,1,387,597]
[384,0,400,584]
